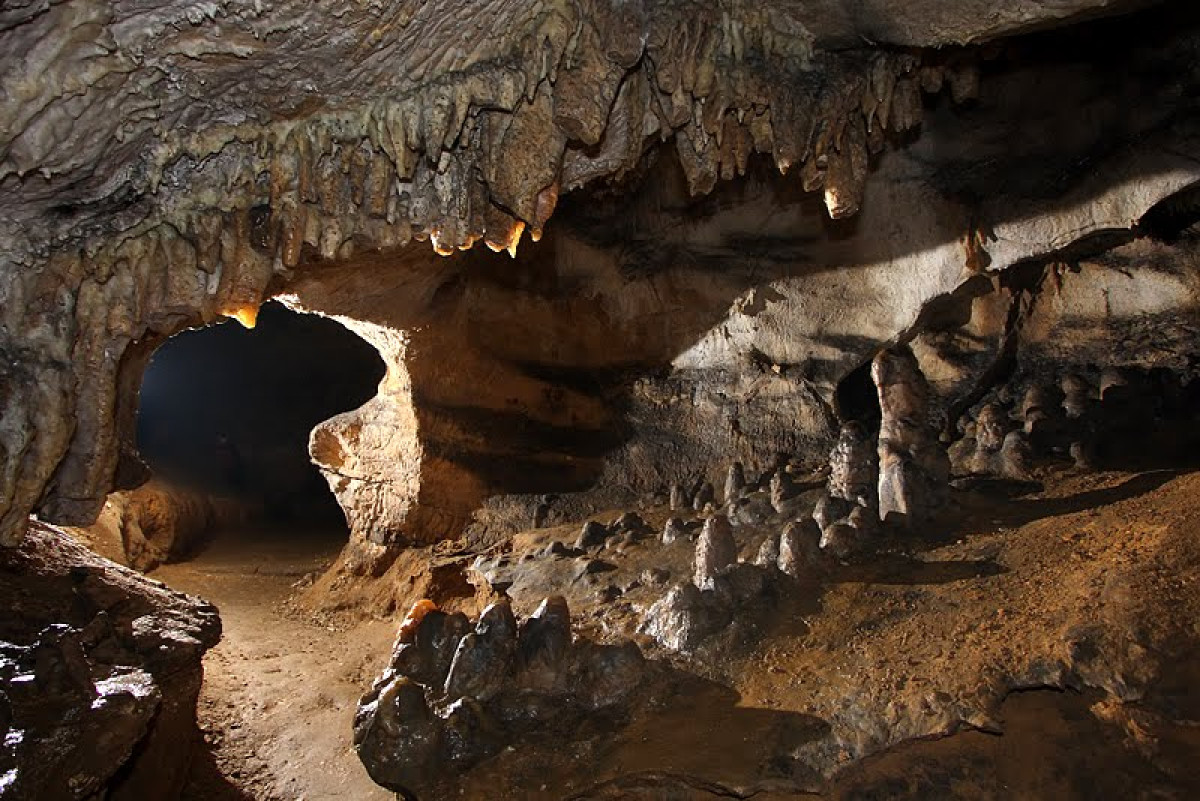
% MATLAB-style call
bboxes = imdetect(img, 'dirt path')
[152,528,395,801]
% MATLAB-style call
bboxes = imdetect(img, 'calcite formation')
[2,0,1197,552]
[354,597,649,798]
[874,347,951,529]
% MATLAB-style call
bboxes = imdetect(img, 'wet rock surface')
[0,521,220,800]
[355,597,652,799]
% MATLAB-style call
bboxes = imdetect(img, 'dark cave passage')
[136,300,386,537]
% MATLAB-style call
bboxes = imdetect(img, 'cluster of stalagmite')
[354,596,648,798]
[950,367,1200,477]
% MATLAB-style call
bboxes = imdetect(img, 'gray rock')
[754,533,781,568]
[694,514,737,590]
[724,462,746,504]
[392,610,472,688]
[769,470,797,512]
[541,540,574,558]
[729,494,775,526]
[443,600,517,702]
[662,517,688,544]
[827,421,878,510]
[354,675,439,794]
[779,519,822,578]
[614,511,650,536]
[518,596,571,685]
[640,583,731,651]
[820,521,860,560]
[576,520,609,549]
[692,481,715,511]
[813,493,852,531]
[712,562,769,605]
[874,347,950,528]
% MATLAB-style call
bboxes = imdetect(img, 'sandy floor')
[152,527,396,801]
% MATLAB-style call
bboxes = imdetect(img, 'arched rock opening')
[137,300,384,525]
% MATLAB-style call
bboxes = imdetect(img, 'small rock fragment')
[662,517,688,544]
[576,521,609,549]
[755,533,781,568]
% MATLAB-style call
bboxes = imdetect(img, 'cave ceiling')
[0,0,1158,268]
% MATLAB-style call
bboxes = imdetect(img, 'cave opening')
[136,300,386,551]
[834,359,883,431]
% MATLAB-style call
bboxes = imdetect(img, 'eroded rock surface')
[0,522,220,800]
[63,480,251,571]
[355,597,651,799]
[3,2,1200,551]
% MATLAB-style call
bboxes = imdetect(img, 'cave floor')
[151,527,395,801]
[148,467,1200,800]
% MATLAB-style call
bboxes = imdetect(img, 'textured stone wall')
[0,1,1196,546]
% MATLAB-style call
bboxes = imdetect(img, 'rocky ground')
[153,466,1200,799]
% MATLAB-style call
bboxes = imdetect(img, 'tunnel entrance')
[137,300,385,534]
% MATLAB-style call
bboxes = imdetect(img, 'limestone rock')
[779,519,823,579]
[443,601,518,702]
[577,521,610,549]
[724,462,746,504]
[694,514,737,590]
[874,347,950,528]
[662,517,689,545]
[356,596,653,797]
[0,522,220,800]
[640,583,732,652]
[755,533,782,568]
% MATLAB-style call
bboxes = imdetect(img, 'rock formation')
[2,1,1200,552]
[4,1,1200,798]
[874,347,951,528]
[64,479,251,571]
[355,597,649,798]
[0,521,220,799]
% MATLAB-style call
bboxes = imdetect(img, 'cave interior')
[3,1,1200,799]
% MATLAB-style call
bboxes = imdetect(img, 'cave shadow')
[181,745,256,801]
[962,469,1187,532]
[827,685,1200,800]
[529,671,831,798]
[836,555,1006,586]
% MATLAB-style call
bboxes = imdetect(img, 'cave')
[4,1,1200,800]
[137,300,383,525]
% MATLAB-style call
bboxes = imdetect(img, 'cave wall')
[1,1,1199,549]
[280,11,1200,546]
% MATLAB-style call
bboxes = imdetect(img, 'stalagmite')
[873,347,950,528]
[694,514,737,590]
